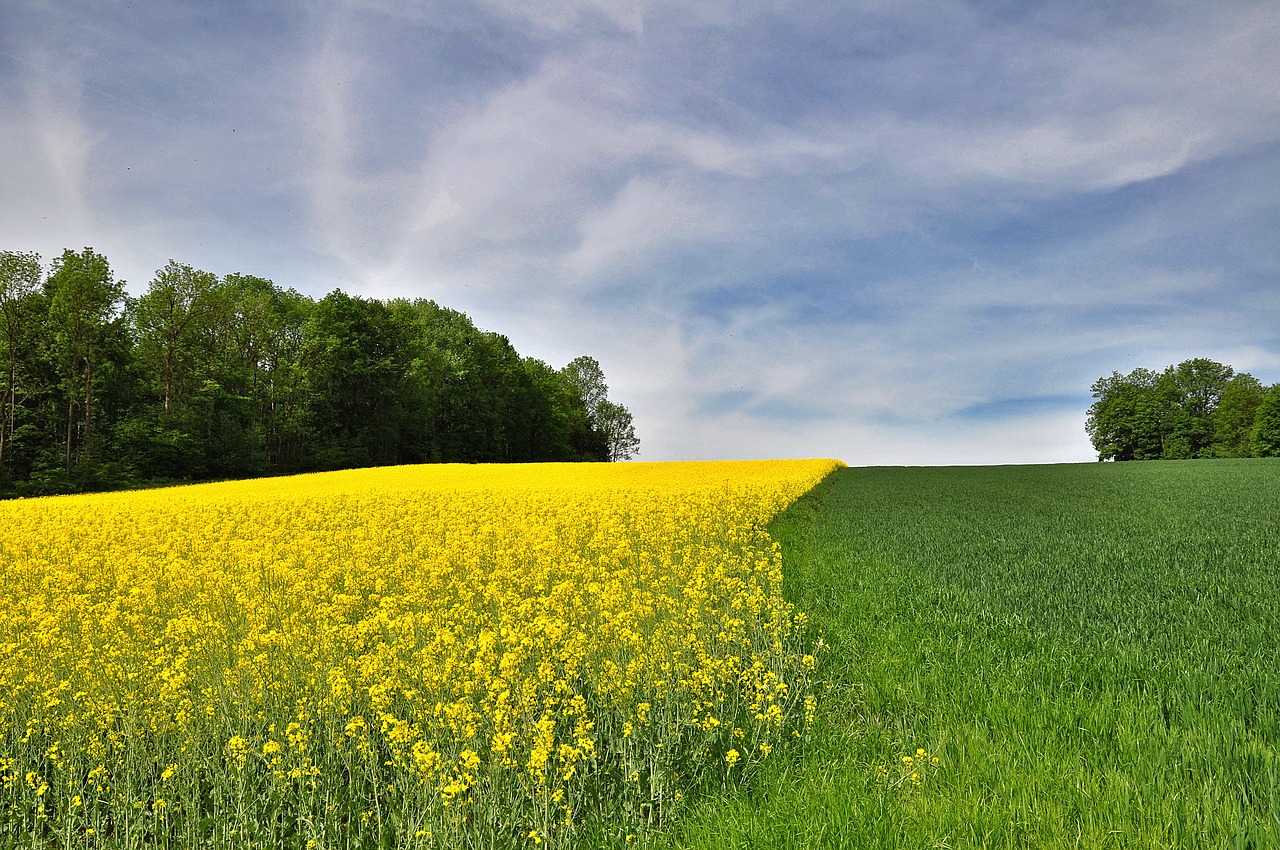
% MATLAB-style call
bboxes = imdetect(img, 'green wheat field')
[647,459,1279,849]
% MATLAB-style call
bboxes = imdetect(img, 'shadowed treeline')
[0,248,638,497]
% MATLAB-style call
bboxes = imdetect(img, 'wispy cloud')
[2,0,1277,463]
[0,51,100,246]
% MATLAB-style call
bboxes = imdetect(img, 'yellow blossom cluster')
[0,459,841,848]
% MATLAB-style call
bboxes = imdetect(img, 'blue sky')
[2,0,1277,464]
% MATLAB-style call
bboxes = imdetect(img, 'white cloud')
[2,0,1276,466]
[0,56,101,249]
[559,176,731,282]
[882,5,1280,196]
[639,401,1095,466]
[477,0,647,35]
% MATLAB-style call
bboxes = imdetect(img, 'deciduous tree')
[1252,385,1280,457]
[561,355,640,461]
[45,248,125,477]
[1089,359,1267,461]
[1086,368,1163,461]
[1,246,640,494]
[1213,374,1266,457]
[596,398,640,461]
[0,251,42,468]
[1159,358,1233,458]
[131,260,220,419]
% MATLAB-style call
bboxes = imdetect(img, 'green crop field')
[646,460,1280,849]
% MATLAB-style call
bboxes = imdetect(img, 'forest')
[0,248,639,497]
[1086,357,1280,461]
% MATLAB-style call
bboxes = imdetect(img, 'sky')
[2,0,1278,465]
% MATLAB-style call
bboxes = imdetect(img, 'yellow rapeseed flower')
[0,459,841,845]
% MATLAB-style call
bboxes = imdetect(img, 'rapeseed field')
[0,459,841,849]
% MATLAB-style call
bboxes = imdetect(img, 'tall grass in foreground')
[660,460,1279,849]
[0,460,840,849]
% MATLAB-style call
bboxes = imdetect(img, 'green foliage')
[0,250,44,473]
[1086,367,1164,460]
[0,248,640,496]
[302,290,409,468]
[1214,373,1267,457]
[643,461,1280,849]
[595,399,640,462]
[1088,358,1273,461]
[130,259,221,419]
[562,356,639,461]
[1251,384,1280,457]
[44,248,127,480]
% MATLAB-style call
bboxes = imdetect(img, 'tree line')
[1086,357,1280,461]
[0,248,639,497]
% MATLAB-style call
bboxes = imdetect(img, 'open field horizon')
[3,457,1277,847]
[659,458,1280,849]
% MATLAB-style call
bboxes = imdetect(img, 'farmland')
[0,460,839,848]
[4,458,1277,849]
[664,460,1280,848]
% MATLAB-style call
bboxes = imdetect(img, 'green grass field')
[647,460,1280,849]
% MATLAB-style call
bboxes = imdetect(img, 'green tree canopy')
[561,355,640,461]
[1251,384,1280,457]
[0,246,640,497]
[1213,374,1266,458]
[45,248,126,478]
[1086,368,1164,461]
[0,251,43,469]
[130,260,221,419]
[1088,359,1271,461]
[1158,358,1234,458]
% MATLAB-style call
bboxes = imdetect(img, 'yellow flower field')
[0,459,841,848]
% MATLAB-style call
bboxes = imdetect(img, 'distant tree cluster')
[1087,358,1280,461]
[0,248,638,497]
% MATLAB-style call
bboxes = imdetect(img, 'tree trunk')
[0,364,10,467]
[164,345,173,419]
[83,354,93,468]
[65,391,74,478]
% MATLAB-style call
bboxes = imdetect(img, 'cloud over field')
[3,0,1278,463]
